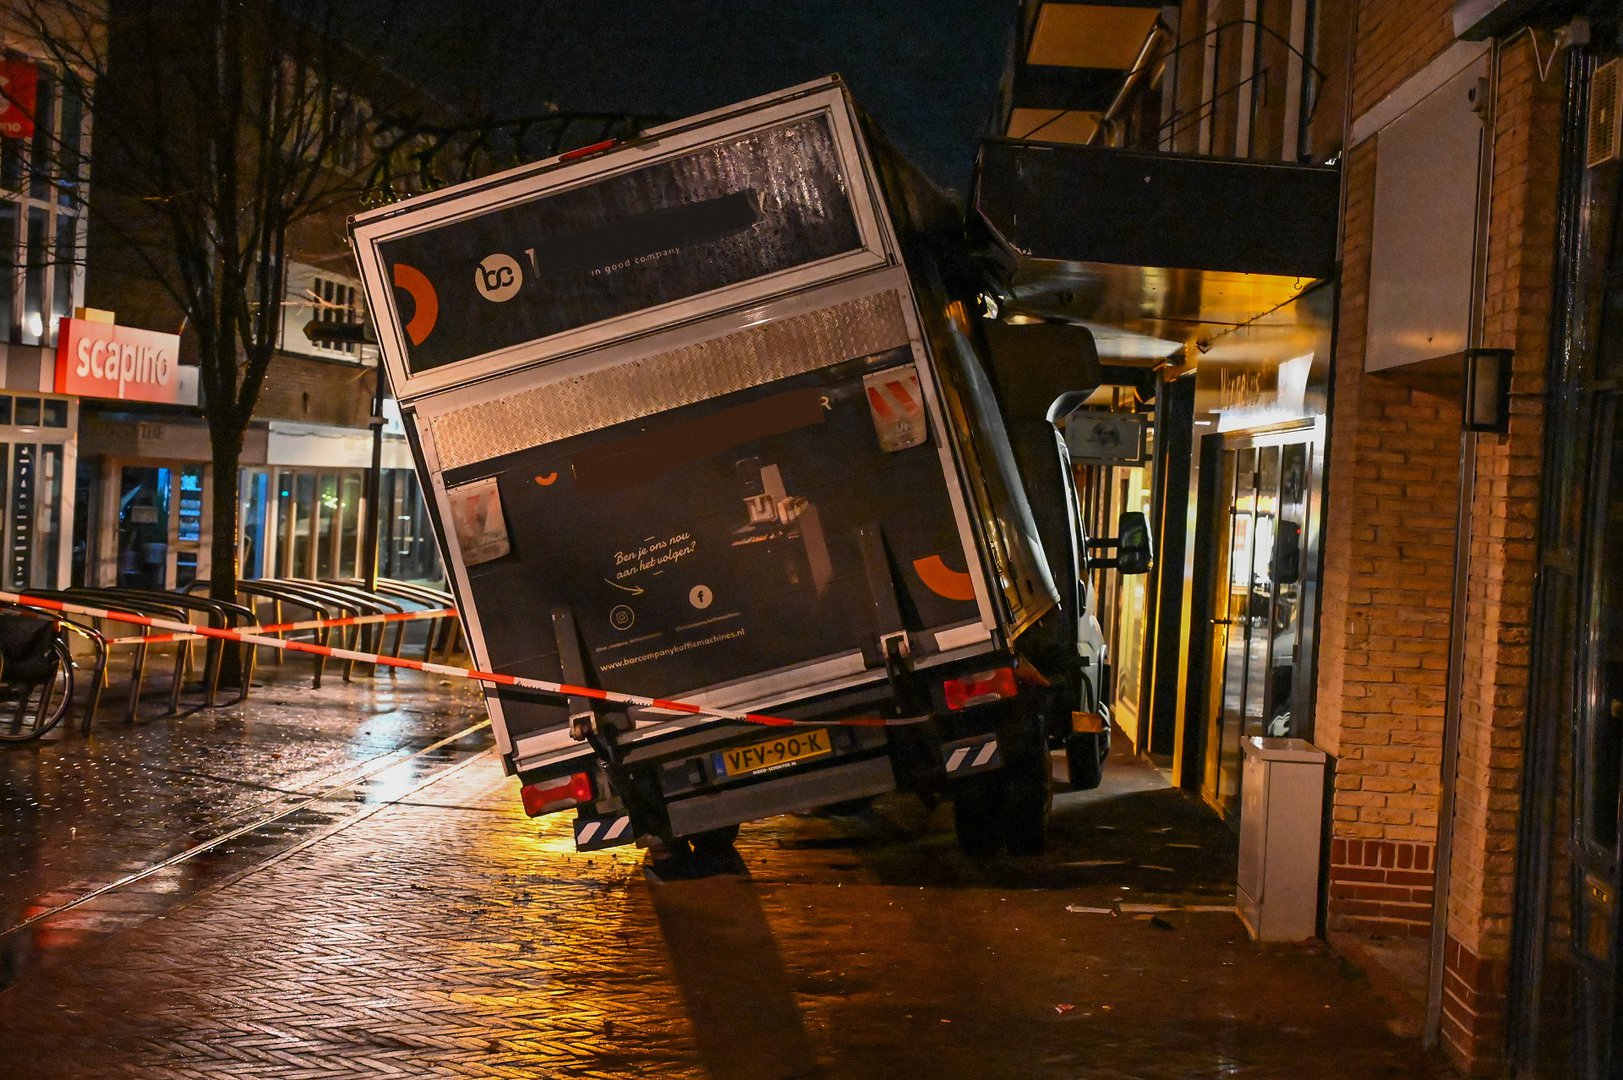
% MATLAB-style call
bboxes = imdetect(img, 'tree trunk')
[208,422,244,602]
[208,422,246,686]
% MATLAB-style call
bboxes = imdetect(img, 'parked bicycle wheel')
[0,627,74,743]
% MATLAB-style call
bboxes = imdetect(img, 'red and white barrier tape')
[105,607,458,647]
[0,590,913,729]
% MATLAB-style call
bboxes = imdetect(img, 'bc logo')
[475,253,523,303]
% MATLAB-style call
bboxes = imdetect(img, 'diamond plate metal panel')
[430,291,909,471]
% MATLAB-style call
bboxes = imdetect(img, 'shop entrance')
[0,440,69,591]
[0,394,76,591]
[116,464,206,590]
[1201,427,1316,821]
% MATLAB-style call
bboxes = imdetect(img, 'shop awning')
[972,139,1340,366]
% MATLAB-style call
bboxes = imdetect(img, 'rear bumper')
[666,753,896,836]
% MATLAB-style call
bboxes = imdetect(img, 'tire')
[1066,732,1106,790]
[1000,743,1052,856]
[952,772,1004,858]
[690,824,741,857]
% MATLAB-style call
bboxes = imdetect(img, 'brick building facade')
[988,1,1615,1075]
[1319,13,1566,1069]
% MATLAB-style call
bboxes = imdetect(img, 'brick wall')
[1350,0,1457,118]
[1316,134,1458,942]
[255,352,377,430]
[1328,838,1437,936]
[1436,35,1561,1075]
[1321,17,1562,1077]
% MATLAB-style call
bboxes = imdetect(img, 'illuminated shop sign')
[54,318,187,405]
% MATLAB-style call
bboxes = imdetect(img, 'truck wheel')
[690,824,741,857]
[952,773,1005,858]
[1066,732,1106,791]
[1000,748,1052,856]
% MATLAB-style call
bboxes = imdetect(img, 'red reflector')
[520,772,593,817]
[559,138,617,162]
[943,666,1018,711]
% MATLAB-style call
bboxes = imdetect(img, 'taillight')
[520,772,594,817]
[943,667,1018,711]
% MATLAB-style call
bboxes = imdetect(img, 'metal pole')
[361,358,385,592]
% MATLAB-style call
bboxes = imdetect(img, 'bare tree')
[10,0,662,626]
[11,0,406,614]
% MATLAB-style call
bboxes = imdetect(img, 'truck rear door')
[350,79,999,774]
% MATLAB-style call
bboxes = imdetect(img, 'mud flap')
[942,734,1002,776]
[574,811,636,851]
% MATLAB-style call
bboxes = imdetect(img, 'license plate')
[715,729,833,778]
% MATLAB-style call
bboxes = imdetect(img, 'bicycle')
[0,612,75,742]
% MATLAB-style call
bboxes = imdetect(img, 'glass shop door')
[1202,433,1316,822]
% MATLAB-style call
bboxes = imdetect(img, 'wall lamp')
[1463,348,1513,434]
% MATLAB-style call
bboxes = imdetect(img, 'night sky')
[371,0,1015,196]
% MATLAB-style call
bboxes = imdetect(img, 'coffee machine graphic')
[730,456,834,592]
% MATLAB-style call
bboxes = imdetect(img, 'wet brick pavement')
[0,669,1452,1079]
[0,658,490,980]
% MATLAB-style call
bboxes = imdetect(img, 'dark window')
[1584,399,1623,851]
[21,207,46,344]
[0,202,15,342]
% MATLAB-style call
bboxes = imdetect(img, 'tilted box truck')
[349,77,1148,859]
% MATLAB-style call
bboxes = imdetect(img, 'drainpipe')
[1423,38,1499,1051]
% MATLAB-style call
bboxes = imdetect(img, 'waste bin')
[1236,736,1327,942]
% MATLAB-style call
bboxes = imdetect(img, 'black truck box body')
[348,79,1042,783]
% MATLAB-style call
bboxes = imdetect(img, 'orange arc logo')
[534,472,558,487]
[392,263,439,345]
[912,554,977,602]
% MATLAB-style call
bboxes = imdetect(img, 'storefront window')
[1583,398,1623,853]
[173,465,204,589]
[291,473,315,577]
[117,466,170,589]
[237,466,442,586]
[1203,430,1318,819]
[274,470,295,578]
[314,474,340,578]
[240,470,269,580]
[338,475,361,576]
[380,469,442,584]
[38,445,63,587]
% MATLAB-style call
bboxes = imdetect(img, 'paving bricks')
[0,729,1452,1078]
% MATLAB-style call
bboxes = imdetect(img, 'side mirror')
[1087,510,1153,574]
[1116,511,1153,575]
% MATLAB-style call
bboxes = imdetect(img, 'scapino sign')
[54,318,186,405]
